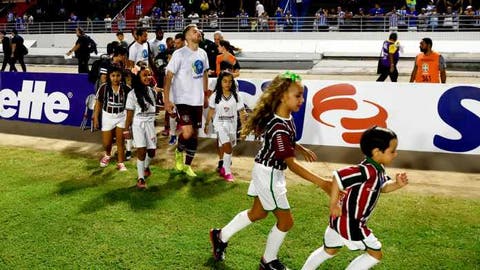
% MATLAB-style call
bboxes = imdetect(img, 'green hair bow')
[280,71,302,82]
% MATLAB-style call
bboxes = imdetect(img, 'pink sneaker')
[136,178,147,189]
[100,155,111,167]
[218,167,226,177]
[117,163,127,171]
[223,173,234,182]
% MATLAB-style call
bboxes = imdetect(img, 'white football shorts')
[132,120,157,149]
[323,226,382,251]
[101,111,126,131]
[247,162,289,211]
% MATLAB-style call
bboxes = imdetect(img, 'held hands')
[203,122,210,135]
[164,100,174,114]
[123,129,131,140]
[93,117,99,130]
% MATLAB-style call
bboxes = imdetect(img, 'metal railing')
[1,15,479,34]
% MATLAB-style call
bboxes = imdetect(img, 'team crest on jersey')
[142,49,148,58]
[223,106,230,113]
[192,60,204,76]
[159,44,166,52]
[182,114,190,122]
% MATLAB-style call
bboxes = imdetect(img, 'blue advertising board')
[0,72,94,127]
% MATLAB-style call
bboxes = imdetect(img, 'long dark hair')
[214,71,238,104]
[131,63,154,112]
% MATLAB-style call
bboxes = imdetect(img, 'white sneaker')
[117,162,127,171]
[100,155,111,167]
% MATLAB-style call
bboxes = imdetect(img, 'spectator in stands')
[200,0,210,17]
[237,9,249,29]
[406,6,418,29]
[284,10,294,31]
[116,12,126,32]
[188,10,200,25]
[377,32,401,82]
[67,27,90,73]
[313,8,328,31]
[410,37,447,83]
[442,6,459,30]
[10,29,27,72]
[462,5,475,29]
[104,14,113,32]
[255,1,265,17]
[427,6,439,30]
[0,30,12,72]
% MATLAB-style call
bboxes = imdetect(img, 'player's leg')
[115,127,127,171]
[100,130,114,167]
[302,226,342,270]
[346,233,382,270]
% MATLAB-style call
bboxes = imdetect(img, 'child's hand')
[395,172,409,187]
[302,148,317,162]
[123,130,131,140]
[330,203,342,218]
[93,118,99,130]
[204,123,210,135]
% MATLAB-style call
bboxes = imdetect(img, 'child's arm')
[381,172,409,193]
[295,143,317,162]
[93,99,101,130]
[204,108,215,135]
[285,157,331,194]
[123,110,134,139]
[329,177,342,218]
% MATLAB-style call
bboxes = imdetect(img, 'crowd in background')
[2,0,480,33]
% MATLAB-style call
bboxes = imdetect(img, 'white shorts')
[215,122,237,147]
[101,111,126,131]
[323,226,382,251]
[247,162,289,211]
[132,120,157,149]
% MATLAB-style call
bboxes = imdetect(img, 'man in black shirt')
[66,27,91,73]
[0,30,12,71]
[9,29,27,72]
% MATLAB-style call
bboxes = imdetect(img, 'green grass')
[0,147,478,269]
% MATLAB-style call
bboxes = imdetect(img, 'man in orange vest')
[409,37,446,83]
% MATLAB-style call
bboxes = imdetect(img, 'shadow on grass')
[77,169,237,213]
[56,167,116,195]
[203,257,236,270]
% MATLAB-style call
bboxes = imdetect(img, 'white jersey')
[166,46,209,106]
[125,87,157,122]
[208,92,244,129]
[128,42,149,66]
[148,38,166,59]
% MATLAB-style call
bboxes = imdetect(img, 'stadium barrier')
[0,72,479,172]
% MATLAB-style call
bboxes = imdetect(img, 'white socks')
[221,210,252,243]
[223,153,232,174]
[169,117,176,136]
[144,155,151,169]
[263,224,287,263]
[346,253,380,270]
[301,246,334,270]
[136,159,145,179]
[126,139,132,151]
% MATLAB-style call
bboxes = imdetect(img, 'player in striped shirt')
[210,71,331,270]
[93,66,131,171]
[302,126,409,270]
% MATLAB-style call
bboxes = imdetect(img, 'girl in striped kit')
[93,66,131,171]
[210,71,331,269]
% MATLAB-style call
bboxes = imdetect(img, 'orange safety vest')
[414,51,441,83]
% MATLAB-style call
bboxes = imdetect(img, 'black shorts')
[175,104,203,129]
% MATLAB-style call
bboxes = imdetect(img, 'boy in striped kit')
[302,126,409,270]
